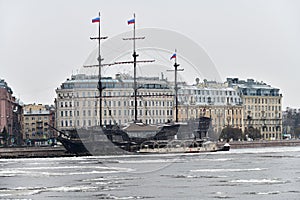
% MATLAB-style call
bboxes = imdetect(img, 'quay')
[0,146,73,159]
[218,139,300,149]
[1,140,300,159]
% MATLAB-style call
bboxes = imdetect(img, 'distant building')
[227,78,282,140]
[0,79,23,146]
[22,104,55,146]
[55,73,174,131]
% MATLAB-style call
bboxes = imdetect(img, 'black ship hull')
[57,124,180,156]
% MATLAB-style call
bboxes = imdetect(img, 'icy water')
[0,147,299,200]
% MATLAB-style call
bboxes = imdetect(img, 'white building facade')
[55,74,174,131]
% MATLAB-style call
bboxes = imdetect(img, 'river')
[0,146,299,199]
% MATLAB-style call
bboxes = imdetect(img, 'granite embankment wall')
[218,140,300,149]
[1,140,300,158]
[0,146,69,158]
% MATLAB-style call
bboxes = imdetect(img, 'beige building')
[177,82,244,136]
[22,104,55,146]
[227,78,282,140]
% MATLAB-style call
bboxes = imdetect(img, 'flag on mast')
[170,53,176,60]
[127,18,135,25]
[92,17,100,23]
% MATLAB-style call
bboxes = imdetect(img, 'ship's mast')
[97,12,102,126]
[132,13,138,122]
[168,49,184,123]
[90,12,107,126]
[87,13,154,125]
[123,13,154,123]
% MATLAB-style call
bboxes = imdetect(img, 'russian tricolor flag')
[92,17,100,23]
[127,18,135,25]
[170,53,176,60]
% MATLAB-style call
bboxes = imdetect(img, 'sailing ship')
[55,13,222,155]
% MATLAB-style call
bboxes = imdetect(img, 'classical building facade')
[22,104,55,146]
[0,79,23,146]
[227,78,282,140]
[55,74,174,131]
[177,81,244,135]
[55,73,283,140]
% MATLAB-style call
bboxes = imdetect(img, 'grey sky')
[1,0,300,108]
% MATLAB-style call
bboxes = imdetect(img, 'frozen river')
[0,146,299,199]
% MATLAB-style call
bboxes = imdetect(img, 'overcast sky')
[1,0,300,109]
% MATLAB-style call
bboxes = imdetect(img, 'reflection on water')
[0,146,299,199]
